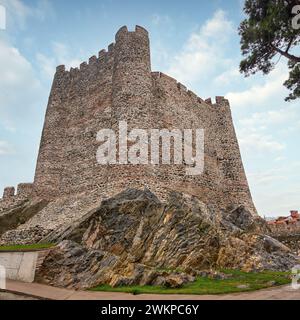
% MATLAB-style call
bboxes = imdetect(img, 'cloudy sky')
[0,0,299,217]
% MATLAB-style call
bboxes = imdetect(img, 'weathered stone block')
[3,187,15,199]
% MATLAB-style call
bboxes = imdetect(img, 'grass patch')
[90,270,291,295]
[0,243,55,251]
[154,267,184,273]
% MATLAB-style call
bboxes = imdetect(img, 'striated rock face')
[35,189,298,289]
[0,199,48,240]
[0,193,101,245]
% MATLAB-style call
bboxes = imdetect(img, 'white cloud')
[37,42,83,79]
[237,110,288,154]
[0,38,42,127]
[167,10,233,84]
[1,0,54,29]
[0,39,36,87]
[239,106,298,127]
[36,52,56,79]
[0,141,14,155]
[226,65,288,109]
[214,67,240,85]
[52,42,82,69]
[274,156,286,162]
[200,9,233,40]
[238,130,285,152]
[223,62,299,158]
[3,0,31,26]
[236,97,299,155]
[32,0,54,21]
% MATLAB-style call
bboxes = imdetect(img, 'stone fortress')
[0,27,298,285]
[0,25,256,218]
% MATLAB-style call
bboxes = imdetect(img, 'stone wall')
[149,72,255,212]
[0,23,257,220]
[30,25,256,214]
[274,234,300,255]
[268,222,300,255]
[17,184,34,199]
[3,187,15,199]
[268,221,300,237]
[0,183,34,213]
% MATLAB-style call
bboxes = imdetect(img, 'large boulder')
[35,189,299,289]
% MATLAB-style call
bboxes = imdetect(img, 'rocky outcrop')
[35,189,299,289]
[0,199,48,239]
[0,193,101,245]
[35,240,196,289]
[271,234,300,256]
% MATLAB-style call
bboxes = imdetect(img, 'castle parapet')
[152,72,206,106]
[98,49,107,61]
[56,65,66,73]
[115,25,148,42]
[108,43,114,53]
[80,61,88,71]
[215,96,230,106]
[115,25,128,41]
[1,183,33,202]
[17,183,34,198]
[2,187,15,199]
[50,25,153,100]
[205,96,230,106]
[89,55,97,65]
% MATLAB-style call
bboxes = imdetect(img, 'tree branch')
[272,45,300,62]
[285,36,294,53]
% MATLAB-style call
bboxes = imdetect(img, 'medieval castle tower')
[0,26,257,216]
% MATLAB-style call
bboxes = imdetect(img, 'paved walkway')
[3,280,300,300]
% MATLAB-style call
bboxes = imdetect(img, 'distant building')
[267,210,300,226]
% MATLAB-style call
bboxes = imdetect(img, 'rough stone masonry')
[0,25,257,243]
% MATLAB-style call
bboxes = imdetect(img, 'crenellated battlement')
[2,187,15,199]
[98,49,106,61]
[89,55,97,65]
[215,96,230,106]
[115,25,149,42]
[56,65,65,73]
[54,43,115,80]
[1,183,34,201]
[152,72,230,106]
[0,183,34,213]
[54,25,148,81]
[205,96,230,107]
[50,26,150,104]
[47,27,232,110]
[153,72,203,102]
[108,43,115,53]
[17,183,34,198]
[152,72,230,108]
